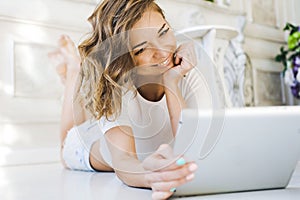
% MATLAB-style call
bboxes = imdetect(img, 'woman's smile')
[158,53,173,67]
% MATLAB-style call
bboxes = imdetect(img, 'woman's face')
[129,10,177,76]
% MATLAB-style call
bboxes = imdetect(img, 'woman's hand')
[163,42,197,85]
[142,144,198,200]
[48,35,81,84]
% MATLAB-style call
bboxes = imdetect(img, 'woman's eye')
[134,48,145,56]
[159,28,169,37]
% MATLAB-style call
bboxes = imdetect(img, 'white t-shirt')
[98,67,213,161]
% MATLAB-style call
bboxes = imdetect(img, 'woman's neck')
[134,75,165,102]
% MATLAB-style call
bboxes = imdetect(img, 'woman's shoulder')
[121,85,137,102]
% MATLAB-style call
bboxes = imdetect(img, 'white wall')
[0,0,299,165]
[0,0,96,166]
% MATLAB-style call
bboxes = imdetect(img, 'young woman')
[50,0,213,199]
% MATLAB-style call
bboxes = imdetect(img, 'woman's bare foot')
[48,35,81,84]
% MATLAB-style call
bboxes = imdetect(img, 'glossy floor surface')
[0,162,300,200]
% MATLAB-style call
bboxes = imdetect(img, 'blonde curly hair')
[77,0,165,120]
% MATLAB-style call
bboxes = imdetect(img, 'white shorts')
[62,121,102,172]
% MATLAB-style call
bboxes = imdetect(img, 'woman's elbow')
[114,170,148,188]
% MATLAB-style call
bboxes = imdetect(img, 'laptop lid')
[173,107,300,196]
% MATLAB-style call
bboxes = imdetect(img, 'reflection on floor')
[0,162,300,200]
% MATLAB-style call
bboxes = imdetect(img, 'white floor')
[0,161,300,200]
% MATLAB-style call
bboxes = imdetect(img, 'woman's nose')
[152,47,170,61]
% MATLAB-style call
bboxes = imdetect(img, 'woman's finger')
[150,173,195,191]
[174,54,182,66]
[177,46,196,66]
[152,191,173,200]
[145,162,197,183]
[180,55,195,70]
[172,42,196,76]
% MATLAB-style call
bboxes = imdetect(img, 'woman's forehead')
[132,10,166,30]
[129,11,167,45]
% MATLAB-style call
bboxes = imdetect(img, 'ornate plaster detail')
[223,40,247,107]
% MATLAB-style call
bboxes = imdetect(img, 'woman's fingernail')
[170,187,177,193]
[176,158,186,166]
[186,173,195,181]
[189,163,198,172]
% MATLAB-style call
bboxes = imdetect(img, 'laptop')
[173,107,300,196]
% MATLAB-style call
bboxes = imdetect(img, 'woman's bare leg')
[49,35,112,171]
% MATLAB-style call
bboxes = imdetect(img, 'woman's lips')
[160,56,170,66]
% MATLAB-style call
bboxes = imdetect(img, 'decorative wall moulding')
[0,0,94,31]
[251,59,285,106]
[253,69,284,106]
[243,37,284,59]
[0,16,85,33]
[63,0,99,5]
[244,23,284,43]
[13,42,63,100]
[251,0,279,28]
[173,0,244,16]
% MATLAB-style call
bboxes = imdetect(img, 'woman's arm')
[164,83,186,137]
[105,126,147,187]
[163,42,197,136]
[105,126,198,199]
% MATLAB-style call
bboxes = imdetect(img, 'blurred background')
[0,0,299,166]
